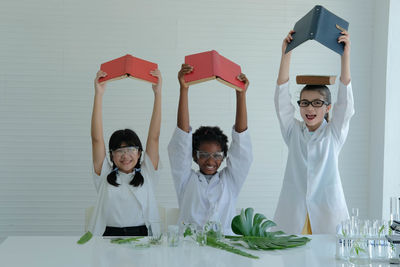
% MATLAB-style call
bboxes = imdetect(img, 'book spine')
[125,54,131,76]
[314,6,326,41]
[212,50,219,77]
[310,5,322,40]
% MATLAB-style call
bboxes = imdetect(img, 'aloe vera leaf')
[77,231,93,244]
[207,236,259,259]
[110,237,143,244]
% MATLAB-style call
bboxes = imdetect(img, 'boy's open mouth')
[306,114,316,120]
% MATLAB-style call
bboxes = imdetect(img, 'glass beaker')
[167,225,181,247]
[349,238,371,265]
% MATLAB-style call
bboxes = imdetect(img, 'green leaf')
[183,227,193,237]
[244,208,254,236]
[227,235,310,250]
[231,209,244,235]
[77,231,93,244]
[259,220,276,237]
[110,236,143,244]
[378,224,385,237]
[206,236,259,259]
[229,207,311,251]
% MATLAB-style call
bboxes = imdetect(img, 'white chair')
[158,206,180,232]
[164,207,180,226]
[84,206,95,232]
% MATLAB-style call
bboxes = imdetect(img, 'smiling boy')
[167,64,253,235]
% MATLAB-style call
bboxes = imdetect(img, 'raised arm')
[277,30,294,85]
[331,31,355,144]
[145,69,162,170]
[275,30,297,144]
[235,74,249,133]
[177,64,193,133]
[339,31,351,85]
[91,70,107,175]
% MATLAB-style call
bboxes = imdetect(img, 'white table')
[0,235,394,267]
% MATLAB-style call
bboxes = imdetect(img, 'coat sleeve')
[141,152,161,188]
[274,81,297,145]
[330,81,355,147]
[220,127,253,197]
[167,127,194,201]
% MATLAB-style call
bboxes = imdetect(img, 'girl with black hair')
[168,64,253,235]
[89,69,162,236]
[273,30,354,234]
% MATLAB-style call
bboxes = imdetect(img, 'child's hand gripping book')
[184,50,246,92]
[99,54,158,84]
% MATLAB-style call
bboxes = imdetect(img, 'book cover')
[296,75,336,85]
[184,50,246,91]
[285,5,349,55]
[99,54,158,84]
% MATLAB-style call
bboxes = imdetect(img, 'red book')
[184,50,246,91]
[99,54,158,84]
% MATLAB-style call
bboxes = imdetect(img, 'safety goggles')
[112,146,139,157]
[196,150,224,161]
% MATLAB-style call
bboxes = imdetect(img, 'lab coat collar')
[302,119,328,138]
[195,170,220,185]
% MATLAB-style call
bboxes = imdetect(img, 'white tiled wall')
[0,0,374,235]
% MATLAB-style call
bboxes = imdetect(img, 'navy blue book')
[285,5,349,55]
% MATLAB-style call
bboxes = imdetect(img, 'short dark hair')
[300,85,332,122]
[107,129,144,187]
[192,126,228,159]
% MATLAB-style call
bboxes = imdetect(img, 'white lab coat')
[168,126,253,235]
[88,152,161,236]
[273,80,354,234]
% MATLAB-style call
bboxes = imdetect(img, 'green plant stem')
[206,236,259,259]
[110,236,143,244]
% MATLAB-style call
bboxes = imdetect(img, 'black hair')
[107,129,144,187]
[300,85,332,122]
[192,126,228,160]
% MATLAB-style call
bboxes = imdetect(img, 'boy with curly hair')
[168,64,253,235]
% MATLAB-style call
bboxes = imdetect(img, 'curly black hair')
[192,126,228,160]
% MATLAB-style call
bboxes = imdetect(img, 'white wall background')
[0,0,396,236]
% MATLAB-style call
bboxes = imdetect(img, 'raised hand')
[282,30,295,55]
[237,73,250,92]
[150,69,162,94]
[338,30,351,57]
[338,31,351,85]
[94,70,107,95]
[178,64,193,90]
[277,30,294,85]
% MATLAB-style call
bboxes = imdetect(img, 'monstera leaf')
[232,208,285,237]
[228,208,311,250]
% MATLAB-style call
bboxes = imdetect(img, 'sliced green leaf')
[110,236,143,244]
[206,236,258,259]
[77,231,93,244]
